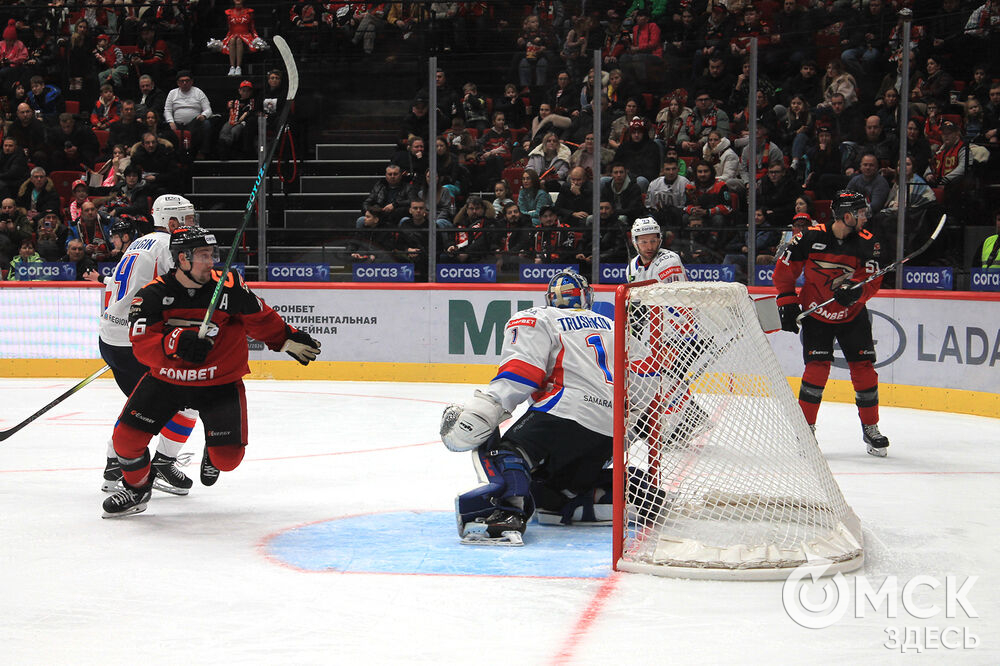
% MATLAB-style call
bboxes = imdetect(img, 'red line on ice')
[550,573,620,665]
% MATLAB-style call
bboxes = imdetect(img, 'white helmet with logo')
[152,194,196,230]
[630,216,661,253]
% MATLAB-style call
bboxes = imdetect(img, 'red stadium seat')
[65,100,80,115]
[814,200,832,225]
[503,166,524,198]
[49,170,83,208]
[94,129,109,151]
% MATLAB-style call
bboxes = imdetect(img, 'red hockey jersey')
[128,269,290,386]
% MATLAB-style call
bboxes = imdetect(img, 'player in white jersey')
[624,217,711,466]
[626,216,685,283]
[84,195,199,494]
[440,270,615,545]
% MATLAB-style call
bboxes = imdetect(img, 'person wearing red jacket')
[102,226,321,517]
[773,190,890,457]
[620,9,662,84]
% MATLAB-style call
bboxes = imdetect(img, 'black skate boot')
[102,456,123,492]
[151,451,193,495]
[102,474,154,518]
[862,424,889,458]
[200,445,220,486]
[460,510,526,546]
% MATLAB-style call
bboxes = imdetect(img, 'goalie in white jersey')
[440,270,615,546]
[85,195,199,495]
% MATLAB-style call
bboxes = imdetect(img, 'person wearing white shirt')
[163,70,213,158]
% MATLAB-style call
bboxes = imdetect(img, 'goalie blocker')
[439,270,616,545]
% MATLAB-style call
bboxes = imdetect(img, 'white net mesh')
[616,282,863,579]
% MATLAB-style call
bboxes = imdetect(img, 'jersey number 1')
[586,334,613,384]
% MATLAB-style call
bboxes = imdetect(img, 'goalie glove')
[163,327,214,363]
[440,389,511,452]
[833,279,862,307]
[281,327,322,365]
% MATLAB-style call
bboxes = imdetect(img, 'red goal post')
[611,280,864,580]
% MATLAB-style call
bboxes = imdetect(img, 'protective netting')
[615,282,863,579]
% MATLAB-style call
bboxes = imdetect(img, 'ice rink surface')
[1,377,997,665]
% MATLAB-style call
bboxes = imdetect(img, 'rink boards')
[0,282,997,417]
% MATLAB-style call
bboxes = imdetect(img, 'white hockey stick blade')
[272,35,298,101]
[460,531,525,547]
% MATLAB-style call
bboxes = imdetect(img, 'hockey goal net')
[612,281,863,580]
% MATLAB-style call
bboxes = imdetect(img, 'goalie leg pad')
[456,446,535,536]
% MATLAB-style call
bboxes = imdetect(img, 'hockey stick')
[796,213,946,323]
[198,35,299,339]
[0,364,111,442]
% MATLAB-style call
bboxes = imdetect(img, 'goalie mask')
[631,216,662,255]
[152,194,196,230]
[546,269,593,310]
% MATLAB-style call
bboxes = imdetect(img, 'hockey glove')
[440,390,511,452]
[281,327,322,366]
[778,303,802,333]
[164,327,214,364]
[833,280,862,307]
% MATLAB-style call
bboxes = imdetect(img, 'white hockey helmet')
[152,194,196,229]
[631,216,661,252]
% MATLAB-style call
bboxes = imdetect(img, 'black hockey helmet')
[110,214,151,242]
[169,225,219,264]
[831,190,869,220]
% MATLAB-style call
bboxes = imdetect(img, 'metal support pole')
[747,38,758,286]
[591,49,602,286]
[895,9,913,289]
[256,112,268,280]
[428,56,438,283]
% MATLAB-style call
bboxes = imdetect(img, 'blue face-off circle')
[265,511,612,579]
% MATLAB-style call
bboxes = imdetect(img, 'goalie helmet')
[152,194,196,229]
[831,190,869,221]
[169,225,219,265]
[546,269,593,310]
[630,216,662,252]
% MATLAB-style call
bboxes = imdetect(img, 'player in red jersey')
[102,226,321,517]
[773,190,890,457]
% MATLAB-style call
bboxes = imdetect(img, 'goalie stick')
[198,35,299,339]
[0,364,111,442]
[796,213,947,323]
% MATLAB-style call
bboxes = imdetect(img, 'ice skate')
[102,457,123,492]
[460,510,525,546]
[152,451,193,495]
[862,424,889,457]
[102,476,154,518]
[200,446,220,486]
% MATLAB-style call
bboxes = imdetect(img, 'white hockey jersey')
[626,248,686,284]
[484,306,614,437]
[99,231,173,347]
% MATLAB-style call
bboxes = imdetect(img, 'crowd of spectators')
[346,0,998,280]
[0,1,293,279]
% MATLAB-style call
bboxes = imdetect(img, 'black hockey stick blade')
[796,214,947,323]
[0,364,111,442]
[198,35,298,339]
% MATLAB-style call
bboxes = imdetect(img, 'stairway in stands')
[187,129,398,280]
